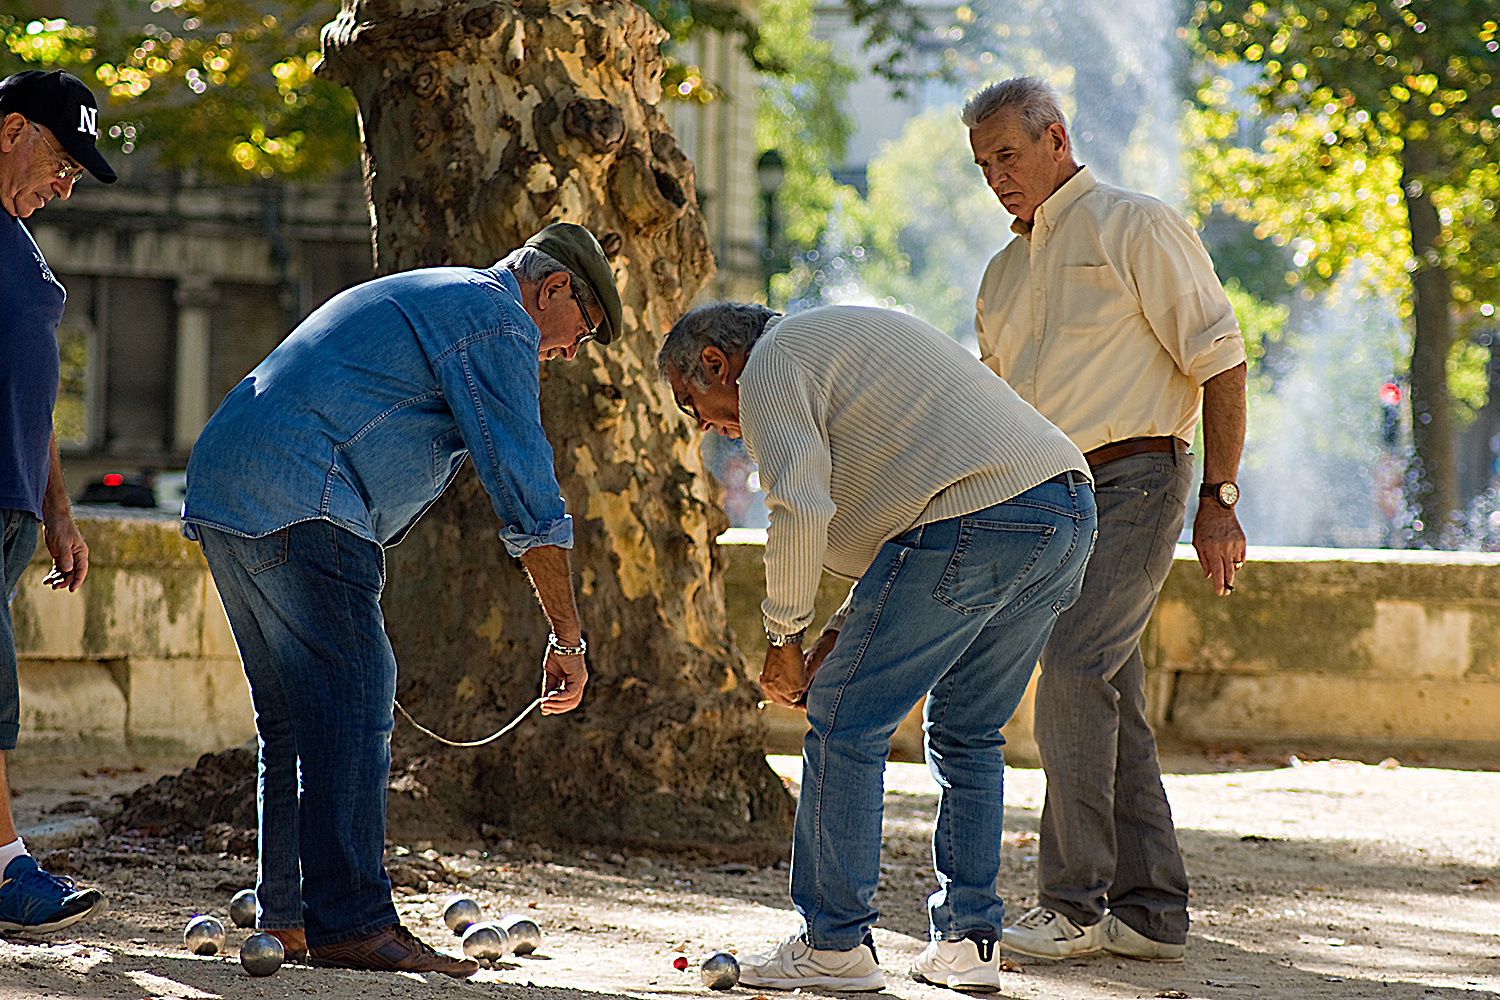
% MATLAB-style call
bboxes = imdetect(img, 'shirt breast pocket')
[1056,264,1133,335]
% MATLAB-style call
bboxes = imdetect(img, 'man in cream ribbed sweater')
[658,302,1097,991]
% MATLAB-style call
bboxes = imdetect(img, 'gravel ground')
[1,750,1496,1000]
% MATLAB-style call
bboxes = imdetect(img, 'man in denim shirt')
[183,223,619,977]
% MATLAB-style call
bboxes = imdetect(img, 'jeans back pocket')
[228,527,290,575]
[933,520,1055,615]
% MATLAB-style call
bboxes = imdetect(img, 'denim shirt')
[182,266,572,556]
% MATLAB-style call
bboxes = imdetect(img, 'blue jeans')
[1,510,39,751]
[1035,450,1193,944]
[791,477,1096,950]
[198,520,399,946]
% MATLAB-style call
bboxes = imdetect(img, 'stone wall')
[11,512,253,754]
[14,518,1500,764]
[1148,545,1500,761]
[721,532,1500,765]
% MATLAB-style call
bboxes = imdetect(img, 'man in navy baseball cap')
[0,66,109,936]
[0,70,116,216]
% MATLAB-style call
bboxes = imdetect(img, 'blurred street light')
[756,148,786,300]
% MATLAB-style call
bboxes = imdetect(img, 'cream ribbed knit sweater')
[738,305,1088,637]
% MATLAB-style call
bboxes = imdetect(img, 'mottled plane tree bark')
[318,0,792,853]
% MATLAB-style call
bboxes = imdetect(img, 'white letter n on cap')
[78,105,97,137]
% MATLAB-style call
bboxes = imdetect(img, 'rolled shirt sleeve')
[738,343,835,638]
[1130,213,1247,387]
[432,326,574,558]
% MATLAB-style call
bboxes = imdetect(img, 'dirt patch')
[2,751,1498,1000]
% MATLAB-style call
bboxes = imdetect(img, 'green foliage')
[1202,212,1295,304]
[1186,0,1500,341]
[1223,277,1290,388]
[1187,0,1500,496]
[847,109,1001,336]
[755,0,858,293]
[1,0,359,181]
[53,325,89,445]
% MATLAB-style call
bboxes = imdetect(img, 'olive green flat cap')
[524,222,622,345]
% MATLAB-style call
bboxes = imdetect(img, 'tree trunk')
[1402,136,1457,545]
[317,1,793,856]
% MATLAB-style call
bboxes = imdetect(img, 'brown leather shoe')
[262,927,308,962]
[309,923,479,978]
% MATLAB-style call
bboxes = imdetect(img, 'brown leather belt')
[1083,435,1187,468]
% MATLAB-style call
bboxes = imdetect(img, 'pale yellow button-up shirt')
[975,167,1246,455]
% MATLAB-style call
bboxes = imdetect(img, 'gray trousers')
[1034,450,1192,945]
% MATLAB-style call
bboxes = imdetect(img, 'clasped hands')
[759,629,838,710]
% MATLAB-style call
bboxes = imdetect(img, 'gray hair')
[497,246,601,318]
[961,76,1067,140]
[656,302,778,387]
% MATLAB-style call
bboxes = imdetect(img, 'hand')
[802,630,839,691]
[41,511,88,592]
[1192,502,1246,597]
[540,648,587,714]
[760,643,807,708]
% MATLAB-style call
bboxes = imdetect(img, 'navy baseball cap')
[0,70,116,183]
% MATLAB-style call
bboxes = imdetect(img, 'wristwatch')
[765,627,806,647]
[1199,481,1240,509]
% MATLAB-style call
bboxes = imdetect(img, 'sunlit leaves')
[5,17,95,65]
[756,0,857,251]
[1188,0,1500,319]
[0,0,357,181]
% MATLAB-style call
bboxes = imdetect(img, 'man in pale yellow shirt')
[966,76,1249,964]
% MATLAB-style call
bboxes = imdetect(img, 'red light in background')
[1379,383,1402,406]
[102,473,124,487]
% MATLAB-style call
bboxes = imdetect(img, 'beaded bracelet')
[547,633,587,656]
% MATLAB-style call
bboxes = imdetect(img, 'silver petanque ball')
[442,894,482,934]
[498,913,541,955]
[228,887,258,928]
[701,951,740,991]
[461,921,510,959]
[183,914,226,956]
[239,931,285,977]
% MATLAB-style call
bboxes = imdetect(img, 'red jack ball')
[673,955,689,970]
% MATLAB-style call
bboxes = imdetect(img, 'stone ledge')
[13,517,1500,763]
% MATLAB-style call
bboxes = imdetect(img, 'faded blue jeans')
[1035,449,1194,945]
[1,509,39,751]
[198,520,399,947]
[791,476,1096,950]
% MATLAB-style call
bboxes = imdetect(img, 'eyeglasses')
[30,123,85,182]
[673,392,700,423]
[569,282,599,345]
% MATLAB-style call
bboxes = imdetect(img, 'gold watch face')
[1218,482,1240,507]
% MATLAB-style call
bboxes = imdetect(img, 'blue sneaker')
[0,855,107,933]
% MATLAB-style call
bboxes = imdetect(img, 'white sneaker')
[1000,906,1103,959]
[739,933,886,991]
[1102,913,1184,962]
[909,934,1015,992]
